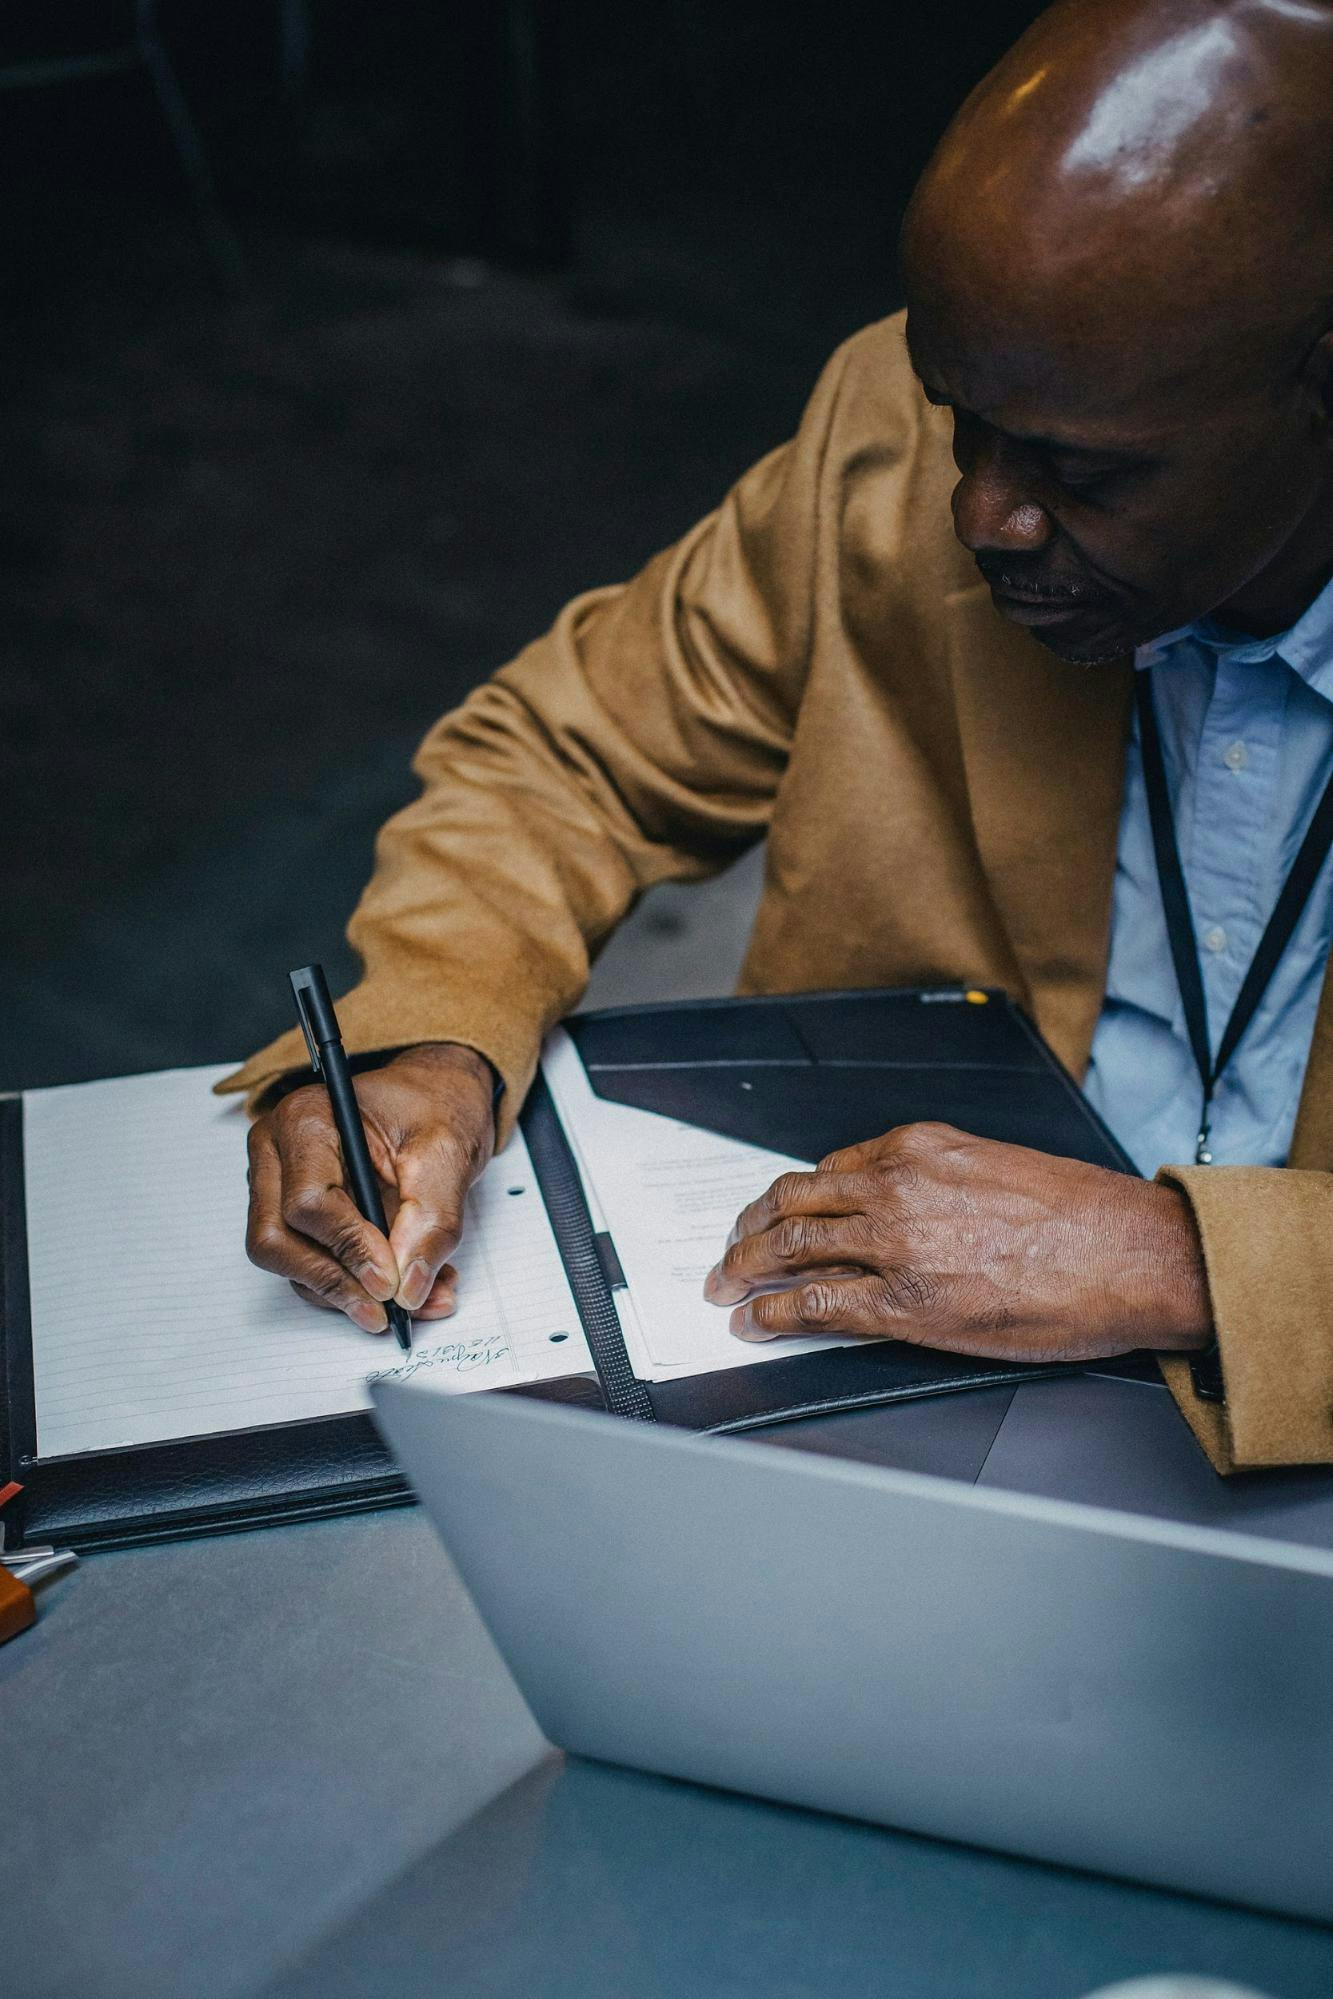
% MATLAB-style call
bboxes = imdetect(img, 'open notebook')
[21,1046,834,1466]
[1,987,1138,1550]
[24,1067,588,1461]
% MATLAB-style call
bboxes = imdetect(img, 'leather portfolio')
[1,985,1152,1553]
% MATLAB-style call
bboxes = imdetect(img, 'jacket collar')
[942,580,1131,1079]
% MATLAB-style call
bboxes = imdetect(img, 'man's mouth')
[975,560,1097,611]
[988,588,1089,626]
[980,565,1085,596]
[987,579,1099,624]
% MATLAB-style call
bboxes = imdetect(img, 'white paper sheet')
[24,1065,590,1460]
[541,1028,858,1380]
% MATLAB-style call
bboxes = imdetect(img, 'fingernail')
[730,1309,776,1343]
[398,1259,433,1311]
[352,1300,389,1334]
[361,1263,397,1303]
[705,1270,744,1306]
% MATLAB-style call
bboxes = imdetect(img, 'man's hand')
[703,1123,1212,1362]
[245,1042,495,1332]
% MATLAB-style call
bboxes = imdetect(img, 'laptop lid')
[372,1379,1333,1924]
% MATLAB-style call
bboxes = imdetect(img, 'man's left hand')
[703,1123,1212,1362]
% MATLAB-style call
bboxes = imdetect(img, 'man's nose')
[951,449,1053,555]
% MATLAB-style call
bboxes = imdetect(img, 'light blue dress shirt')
[1082,572,1333,1178]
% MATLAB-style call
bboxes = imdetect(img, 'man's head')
[901,0,1333,663]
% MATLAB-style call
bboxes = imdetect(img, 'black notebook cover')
[0,986,1143,1553]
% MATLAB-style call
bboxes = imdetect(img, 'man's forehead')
[902,297,1254,448]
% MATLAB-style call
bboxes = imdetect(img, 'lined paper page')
[542,1029,858,1381]
[25,1065,590,1461]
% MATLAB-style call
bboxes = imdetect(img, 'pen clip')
[290,973,324,1077]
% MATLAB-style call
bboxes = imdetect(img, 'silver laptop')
[372,1372,1333,1923]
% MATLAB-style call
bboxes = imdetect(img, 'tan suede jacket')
[221,310,1333,1475]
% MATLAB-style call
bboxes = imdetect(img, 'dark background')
[3,0,1042,1091]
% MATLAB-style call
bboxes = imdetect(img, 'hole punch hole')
[739,1081,753,1091]
[507,1185,525,1196]
[549,1332,569,1343]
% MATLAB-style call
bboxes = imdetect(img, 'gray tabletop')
[6,1502,1333,1999]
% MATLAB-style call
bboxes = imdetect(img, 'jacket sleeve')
[215,334,865,1137]
[1156,1164,1333,1471]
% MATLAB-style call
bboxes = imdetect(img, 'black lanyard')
[1136,669,1333,1164]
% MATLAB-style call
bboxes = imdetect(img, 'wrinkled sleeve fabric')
[216,334,862,1138]
[1157,1163,1333,1471]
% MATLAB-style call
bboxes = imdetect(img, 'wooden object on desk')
[0,1564,36,1645]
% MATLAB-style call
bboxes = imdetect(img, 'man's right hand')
[245,1041,497,1333]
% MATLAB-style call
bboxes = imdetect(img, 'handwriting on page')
[368,1333,514,1384]
[24,1065,590,1461]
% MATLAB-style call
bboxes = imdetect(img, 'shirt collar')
[1136,568,1333,704]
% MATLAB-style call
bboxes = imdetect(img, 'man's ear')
[1305,323,1333,445]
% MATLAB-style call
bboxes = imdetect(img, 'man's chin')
[1028,624,1133,666]
[990,595,1131,666]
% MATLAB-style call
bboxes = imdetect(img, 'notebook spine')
[520,1076,655,1422]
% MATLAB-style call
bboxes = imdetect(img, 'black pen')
[290,963,413,1353]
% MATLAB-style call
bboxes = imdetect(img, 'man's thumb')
[386,1134,478,1307]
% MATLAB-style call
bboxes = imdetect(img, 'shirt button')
[1223,740,1248,772]
[1203,925,1228,953]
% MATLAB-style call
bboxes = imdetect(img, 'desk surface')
[6,1501,1333,1999]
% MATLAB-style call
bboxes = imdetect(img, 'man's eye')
[1052,464,1122,496]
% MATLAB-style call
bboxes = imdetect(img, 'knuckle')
[286,1100,342,1157]
[282,1186,330,1235]
[772,1215,815,1263]
[897,1120,959,1156]
[732,1199,764,1243]
[867,1127,940,1196]
[273,1083,319,1130]
[328,1220,373,1271]
[840,1209,878,1254]
[719,1240,748,1279]
[245,1219,288,1270]
[770,1172,810,1211]
[884,1123,931,1162]
[795,1281,843,1327]
[863,1161,909,1209]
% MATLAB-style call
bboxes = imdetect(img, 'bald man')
[225,0,1333,1472]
